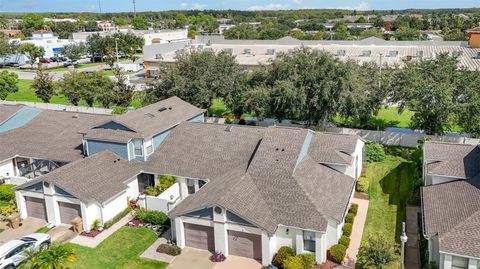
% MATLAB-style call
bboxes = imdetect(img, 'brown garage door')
[228,230,262,260]
[25,197,47,221]
[184,223,214,251]
[58,202,81,224]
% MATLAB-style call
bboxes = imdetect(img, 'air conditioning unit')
[266,48,275,55]
[155,54,163,60]
[203,47,214,52]
[476,52,480,59]
[222,48,233,54]
[451,50,463,57]
[416,51,424,58]
[336,50,346,56]
[361,50,372,57]
[243,48,252,55]
[389,50,398,57]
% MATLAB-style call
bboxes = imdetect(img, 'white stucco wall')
[0,159,14,178]
[125,177,139,201]
[439,253,480,269]
[101,192,128,223]
[81,202,102,231]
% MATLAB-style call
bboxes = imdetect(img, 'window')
[133,140,143,156]
[452,256,468,269]
[303,231,316,252]
[187,178,195,194]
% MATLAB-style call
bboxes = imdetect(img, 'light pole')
[400,222,408,269]
[115,38,119,63]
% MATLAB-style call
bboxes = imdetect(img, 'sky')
[1,0,479,13]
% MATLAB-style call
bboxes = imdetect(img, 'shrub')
[283,255,304,269]
[0,199,17,217]
[356,177,369,193]
[158,175,176,190]
[112,106,128,115]
[365,142,385,162]
[297,253,316,269]
[224,118,233,124]
[349,203,359,216]
[343,223,353,237]
[143,185,162,196]
[345,213,355,224]
[328,244,346,263]
[238,118,246,125]
[272,246,295,269]
[91,219,101,230]
[0,184,15,201]
[156,244,181,256]
[339,236,351,248]
[135,208,169,226]
[103,208,131,229]
[210,252,226,262]
[247,121,257,126]
[357,234,395,269]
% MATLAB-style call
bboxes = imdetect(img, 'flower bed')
[80,229,102,237]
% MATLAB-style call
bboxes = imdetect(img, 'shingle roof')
[81,97,205,142]
[18,151,144,204]
[0,109,109,162]
[424,142,480,178]
[422,178,480,258]
[165,123,358,233]
[308,133,358,165]
[0,104,23,124]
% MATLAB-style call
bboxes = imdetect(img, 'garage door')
[228,230,262,260]
[25,197,47,221]
[58,202,81,224]
[184,223,214,251]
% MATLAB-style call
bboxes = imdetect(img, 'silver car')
[0,233,51,269]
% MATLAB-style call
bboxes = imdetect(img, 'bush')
[157,244,181,256]
[345,212,355,224]
[365,142,385,162]
[224,118,232,124]
[272,246,295,269]
[135,208,169,226]
[343,223,353,237]
[0,184,15,201]
[356,177,369,193]
[238,118,246,125]
[283,255,304,269]
[143,185,162,196]
[91,219,101,230]
[158,175,175,190]
[0,199,17,217]
[247,121,257,126]
[297,253,316,269]
[210,252,226,262]
[112,106,128,115]
[103,208,131,229]
[339,235,351,248]
[328,244,346,263]
[349,203,359,216]
[357,234,395,269]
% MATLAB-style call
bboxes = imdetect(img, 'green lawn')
[66,227,168,269]
[361,150,419,268]
[41,62,106,72]
[335,107,414,129]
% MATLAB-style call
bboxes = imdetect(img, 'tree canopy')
[0,71,19,100]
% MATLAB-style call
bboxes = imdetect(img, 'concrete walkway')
[213,255,262,269]
[0,218,46,243]
[48,225,77,243]
[70,212,133,248]
[405,206,421,269]
[343,197,370,268]
[167,248,214,269]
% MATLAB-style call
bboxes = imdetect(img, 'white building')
[19,30,78,58]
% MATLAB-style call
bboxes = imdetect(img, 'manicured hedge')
[365,142,386,162]
[339,235,351,248]
[272,246,295,269]
[283,255,304,269]
[0,184,15,201]
[135,208,169,226]
[356,177,369,193]
[343,223,353,237]
[328,244,346,263]
[157,244,181,256]
[298,253,316,269]
[349,203,359,216]
[345,213,355,224]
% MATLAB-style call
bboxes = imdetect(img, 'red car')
[39,58,52,63]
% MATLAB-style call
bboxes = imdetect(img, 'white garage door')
[58,202,81,224]
[25,197,47,221]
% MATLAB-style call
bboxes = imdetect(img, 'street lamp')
[400,222,408,269]
[115,38,119,63]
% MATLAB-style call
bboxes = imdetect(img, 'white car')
[0,233,51,269]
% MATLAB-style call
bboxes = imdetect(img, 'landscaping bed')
[126,208,170,235]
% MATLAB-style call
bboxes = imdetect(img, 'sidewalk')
[342,197,369,268]
[69,212,133,248]
[405,206,421,269]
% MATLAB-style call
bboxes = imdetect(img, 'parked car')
[50,57,65,62]
[39,58,51,64]
[63,60,78,67]
[3,62,19,68]
[0,233,50,269]
[90,55,103,62]
[59,57,68,62]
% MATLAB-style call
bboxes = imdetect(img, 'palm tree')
[18,248,38,269]
[19,244,76,269]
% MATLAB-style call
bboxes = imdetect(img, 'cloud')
[179,2,207,10]
[247,3,289,10]
[292,0,302,4]
[332,1,370,11]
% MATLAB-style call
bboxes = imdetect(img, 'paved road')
[13,63,109,80]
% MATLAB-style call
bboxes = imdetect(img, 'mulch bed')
[80,229,102,237]
[312,260,341,269]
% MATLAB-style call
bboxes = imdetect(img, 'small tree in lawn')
[357,234,396,269]
[112,69,134,107]
[0,71,19,100]
[32,70,55,103]
[60,43,87,64]
[58,71,83,106]
[18,43,45,68]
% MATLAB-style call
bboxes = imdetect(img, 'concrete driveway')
[166,248,262,269]
[0,218,46,243]
[213,255,262,269]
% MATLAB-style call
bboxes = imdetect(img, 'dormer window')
[133,140,143,156]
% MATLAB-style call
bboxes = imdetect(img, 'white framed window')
[145,139,153,155]
[452,256,468,269]
[303,231,316,252]
[187,178,195,194]
[133,140,143,156]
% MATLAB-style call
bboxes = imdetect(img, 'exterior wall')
[143,183,180,213]
[19,38,77,58]
[0,159,14,178]
[325,163,348,174]
[125,177,139,201]
[326,220,343,249]
[439,253,480,269]
[130,139,145,161]
[86,139,129,160]
[431,175,459,185]
[469,33,480,48]
[143,30,188,46]
[188,113,205,123]
[101,192,128,224]
[153,130,171,149]
[81,202,102,231]
[429,236,440,264]
[96,121,134,131]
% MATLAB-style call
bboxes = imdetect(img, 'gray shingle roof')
[308,133,358,165]
[0,104,23,124]
[0,109,109,162]
[424,142,480,178]
[81,97,205,142]
[18,151,144,204]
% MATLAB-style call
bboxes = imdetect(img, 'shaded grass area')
[66,227,168,269]
[334,107,414,129]
[361,149,419,268]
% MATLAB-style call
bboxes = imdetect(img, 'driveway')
[0,218,46,243]
[166,247,262,269]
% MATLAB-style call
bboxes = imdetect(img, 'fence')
[139,183,181,214]
[0,100,113,115]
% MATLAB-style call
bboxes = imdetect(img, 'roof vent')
[158,107,167,112]
[168,106,172,110]
[225,125,233,132]
[72,114,79,118]
[145,113,155,118]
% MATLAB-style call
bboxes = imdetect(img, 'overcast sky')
[1,0,479,13]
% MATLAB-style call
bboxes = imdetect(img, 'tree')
[258,27,285,40]
[113,17,129,26]
[132,17,148,30]
[357,234,395,269]
[334,22,350,40]
[58,71,83,105]
[114,33,144,62]
[0,33,17,58]
[175,13,188,28]
[224,24,258,40]
[269,80,306,121]
[58,71,113,107]
[452,70,480,137]
[20,14,45,37]
[442,28,467,41]
[146,50,246,110]
[245,86,270,120]
[0,71,19,100]
[112,69,134,107]
[360,28,384,39]
[60,43,87,63]
[394,26,421,40]
[86,33,107,61]
[32,70,55,103]
[20,244,76,269]
[18,43,45,68]
[49,21,79,39]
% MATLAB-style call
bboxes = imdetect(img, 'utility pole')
[98,0,102,13]
[133,0,137,18]
[115,38,119,63]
